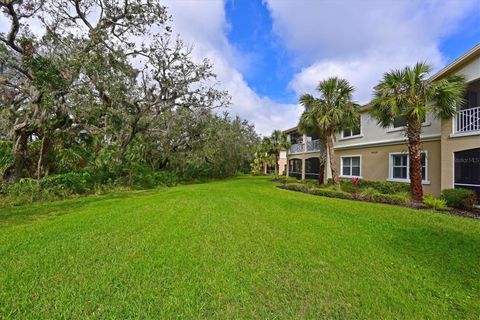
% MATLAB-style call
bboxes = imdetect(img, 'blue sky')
[225,0,480,106]
[166,0,480,135]
[225,1,296,103]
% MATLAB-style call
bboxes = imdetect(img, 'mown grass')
[0,176,479,318]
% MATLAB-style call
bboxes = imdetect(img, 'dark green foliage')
[357,180,410,194]
[271,176,299,184]
[328,178,411,194]
[423,194,449,211]
[309,187,354,200]
[40,172,93,194]
[0,141,14,177]
[441,188,477,209]
[0,169,181,207]
[281,183,353,200]
[285,179,410,205]
[371,192,410,206]
[25,56,67,91]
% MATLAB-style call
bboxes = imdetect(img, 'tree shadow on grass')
[0,189,160,228]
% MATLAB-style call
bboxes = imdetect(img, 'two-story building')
[285,44,480,197]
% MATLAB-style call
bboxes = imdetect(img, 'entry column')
[301,158,306,180]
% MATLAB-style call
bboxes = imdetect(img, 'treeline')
[0,0,259,200]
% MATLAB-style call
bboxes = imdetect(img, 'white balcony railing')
[306,139,321,152]
[455,106,480,134]
[289,139,322,154]
[289,143,304,154]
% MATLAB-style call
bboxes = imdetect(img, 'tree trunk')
[407,121,423,202]
[326,129,339,187]
[264,162,267,175]
[12,130,28,181]
[318,163,325,185]
[275,154,279,175]
[36,135,46,181]
[318,134,327,184]
[117,121,139,163]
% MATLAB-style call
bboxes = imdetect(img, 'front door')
[454,148,480,196]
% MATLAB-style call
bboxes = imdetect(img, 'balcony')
[455,106,480,134]
[289,143,304,154]
[289,139,322,154]
[306,139,321,152]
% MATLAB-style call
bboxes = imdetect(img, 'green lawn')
[1,176,479,319]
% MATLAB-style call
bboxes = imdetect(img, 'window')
[392,115,427,128]
[389,153,427,182]
[391,154,408,179]
[393,116,407,128]
[342,117,361,138]
[289,159,302,173]
[341,156,361,177]
[342,127,361,138]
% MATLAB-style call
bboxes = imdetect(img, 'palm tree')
[370,62,466,202]
[298,94,327,184]
[299,77,359,187]
[257,137,275,174]
[268,130,290,175]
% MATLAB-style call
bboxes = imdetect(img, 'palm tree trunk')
[275,154,279,175]
[407,122,423,202]
[318,135,327,184]
[326,129,339,187]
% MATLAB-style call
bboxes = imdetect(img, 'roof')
[430,43,480,81]
[283,126,299,134]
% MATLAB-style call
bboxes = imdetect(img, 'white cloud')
[163,0,299,136]
[265,0,478,104]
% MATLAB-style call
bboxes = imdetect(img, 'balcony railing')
[289,143,304,154]
[455,106,480,134]
[289,139,322,154]
[306,139,321,152]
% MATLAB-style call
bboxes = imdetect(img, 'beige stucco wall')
[334,111,441,149]
[278,158,287,175]
[440,118,480,190]
[335,140,442,196]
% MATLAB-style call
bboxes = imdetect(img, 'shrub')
[310,187,353,200]
[271,176,298,184]
[328,178,410,194]
[358,180,410,194]
[0,169,180,208]
[284,182,308,192]
[423,194,449,211]
[340,183,358,194]
[282,183,353,200]
[303,179,318,189]
[372,192,410,206]
[441,188,476,209]
[359,187,378,201]
[40,172,93,195]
